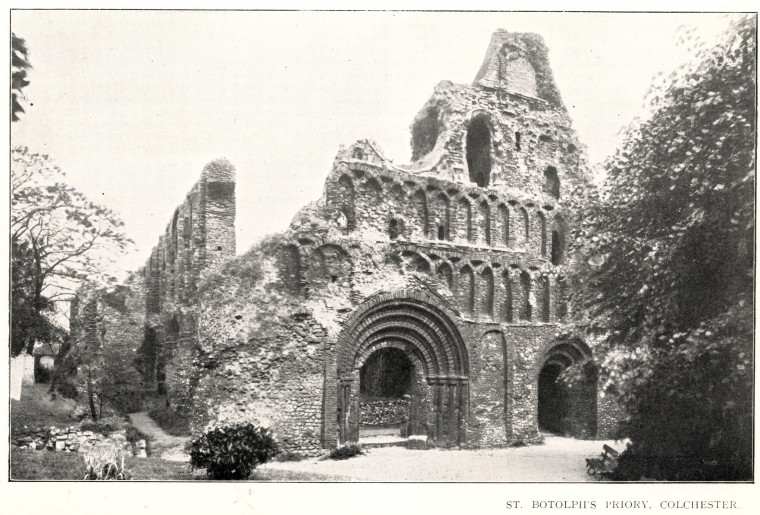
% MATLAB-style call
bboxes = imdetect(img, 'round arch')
[335,290,469,446]
[537,339,597,438]
[464,112,495,188]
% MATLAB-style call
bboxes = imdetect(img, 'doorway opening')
[359,347,415,440]
[538,363,568,434]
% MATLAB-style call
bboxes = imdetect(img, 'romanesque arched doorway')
[335,291,469,447]
[358,345,428,440]
[537,340,597,438]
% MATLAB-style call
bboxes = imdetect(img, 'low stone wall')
[13,425,144,456]
[360,398,409,426]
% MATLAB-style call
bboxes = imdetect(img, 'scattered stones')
[13,423,138,455]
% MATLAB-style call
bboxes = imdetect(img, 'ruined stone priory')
[71,30,622,455]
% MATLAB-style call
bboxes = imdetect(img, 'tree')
[62,293,143,420]
[12,33,32,122]
[11,239,63,356]
[570,16,754,480]
[11,146,133,358]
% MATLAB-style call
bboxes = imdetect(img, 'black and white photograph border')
[3,3,758,514]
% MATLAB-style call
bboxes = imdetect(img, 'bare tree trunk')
[86,368,98,421]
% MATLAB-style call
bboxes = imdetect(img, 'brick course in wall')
[71,29,623,454]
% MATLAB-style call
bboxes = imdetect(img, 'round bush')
[189,423,278,480]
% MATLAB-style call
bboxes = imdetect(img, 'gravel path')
[263,435,624,482]
[123,413,623,481]
[128,411,190,462]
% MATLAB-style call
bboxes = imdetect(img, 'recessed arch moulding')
[70,29,620,455]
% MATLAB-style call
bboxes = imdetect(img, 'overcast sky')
[10,11,737,273]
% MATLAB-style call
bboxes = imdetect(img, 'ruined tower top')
[473,30,565,108]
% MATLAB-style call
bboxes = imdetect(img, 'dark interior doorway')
[538,363,568,434]
[360,347,412,397]
[359,347,416,439]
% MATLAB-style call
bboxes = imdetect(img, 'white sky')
[10,11,738,273]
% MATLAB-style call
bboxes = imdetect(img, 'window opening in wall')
[412,190,428,237]
[541,276,551,323]
[557,277,569,319]
[481,201,491,245]
[503,273,513,322]
[482,268,495,319]
[460,266,475,316]
[352,147,365,160]
[436,263,453,289]
[331,275,338,283]
[551,230,563,265]
[544,167,560,199]
[499,204,509,246]
[520,271,532,321]
[515,131,521,151]
[538,212,547,256]
[437,225,445,240]
[389,219,401,240]
[519,207,530,244]
[466,115,492,187]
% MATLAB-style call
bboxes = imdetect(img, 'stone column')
[426,377,445,445]
[447,380,457,446]
[458,379,469,445]
[338,377,352,444]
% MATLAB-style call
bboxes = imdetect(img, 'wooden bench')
[586,444,620,477]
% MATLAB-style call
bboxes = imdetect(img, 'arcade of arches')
[71,31,624,457]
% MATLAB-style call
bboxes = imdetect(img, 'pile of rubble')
[13,425,147,457]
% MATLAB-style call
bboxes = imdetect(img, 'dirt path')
[263,435,624,482]
[128,411,190,462]
[123,413,622,481]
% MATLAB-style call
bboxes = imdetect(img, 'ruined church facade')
[74,31,621,454]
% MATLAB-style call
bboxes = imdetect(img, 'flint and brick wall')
[73,30,623,453]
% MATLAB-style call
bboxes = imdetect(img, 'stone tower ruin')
[72,30,621,453]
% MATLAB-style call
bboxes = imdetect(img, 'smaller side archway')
[537,340,597,438]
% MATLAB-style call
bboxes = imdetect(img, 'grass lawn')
[10,449,349,481]
[10,448,199,480]
[10,384,348,481]
[10,383,79,438]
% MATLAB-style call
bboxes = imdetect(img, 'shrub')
[82,443,131,480]
[55,380,79,400]
[189,423,278,480]
[329,443,363,460]
[605,307,753,481]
